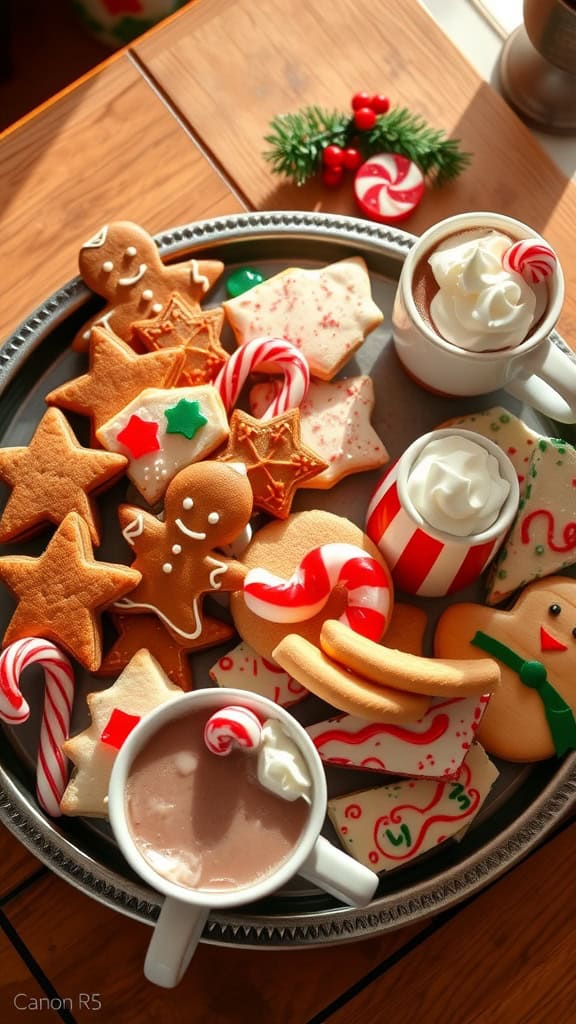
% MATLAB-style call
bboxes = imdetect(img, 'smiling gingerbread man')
[435,576,576,761]
[115,461,253,647]
[73,221,224,350]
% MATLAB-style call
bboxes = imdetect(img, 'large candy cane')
[215,337,310,419]
[0,638,74,817]
[243,544,393,642]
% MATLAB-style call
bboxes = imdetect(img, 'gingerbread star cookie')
[0,512,140,671]
[250,375,389,488]
[133,293,228,386]
[115,461,253,646]
[0,408,127,545]
[61,649,182,817]
[46,326,185,438]
[72,221,224,351]
[218,409,328,518]
[223,257,383,380]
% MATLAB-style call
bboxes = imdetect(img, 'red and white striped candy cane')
[214,337,310,419]
[204,705,263,756]
[243,543,393,642]
[502,239,557,284]
[0,638,74,817]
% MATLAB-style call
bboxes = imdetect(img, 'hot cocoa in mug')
[392,212,576,423]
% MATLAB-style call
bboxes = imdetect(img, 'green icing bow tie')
[471,630,576,758]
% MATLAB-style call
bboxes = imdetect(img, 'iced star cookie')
[60,649,182,817]
[209,640,309,708]
[435,576,576,761]
[328,742,499,871]
[223,257,383,380]
[0,512,140,671]
[46,326,185,439]
[0,408,127,545]
[133,294,228,386]
[72,221,223,351]
[116,461,253,646]
[437,406,541,495]
[96,385,229,505]
[307,694,490,778]
[486,437,576,605]
[250,376,389,488]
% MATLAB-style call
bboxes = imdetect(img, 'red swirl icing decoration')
[312,714,450,752]
[521,510,576,553]
[373,759,480,863]
[344,803,362,820]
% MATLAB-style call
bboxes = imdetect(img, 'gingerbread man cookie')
[435,576,576,761]
[73,222,224,351]
[115,461,253,646]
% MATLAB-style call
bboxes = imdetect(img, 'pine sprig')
[264,104,471,187]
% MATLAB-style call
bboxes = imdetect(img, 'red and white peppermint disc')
[204,705,263,756]
[502,238,557,285]
[354,153,425,224]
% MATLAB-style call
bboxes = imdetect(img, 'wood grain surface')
[0,52,242,345]
[134,0,576,346]
[0,828,44,900]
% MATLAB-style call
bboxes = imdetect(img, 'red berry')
[322,165,344,188]
[322,144,344,167]
[351,91,372,111]
[343,147,362,171]
[354,107,377,131]
[371,94,390,114]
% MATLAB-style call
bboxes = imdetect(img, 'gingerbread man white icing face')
[74,221,224,350]
[116,462,253,644]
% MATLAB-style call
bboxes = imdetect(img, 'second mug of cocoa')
[392,212,576,423]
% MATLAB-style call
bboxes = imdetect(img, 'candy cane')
[243,543,392,642]
[214,337,310,419]
[204,705,263,756]
[502,239,557,284]
[0,638,74,817]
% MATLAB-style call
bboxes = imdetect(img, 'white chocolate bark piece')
[307,694,490,779]
[327,742,498,871]
[96,385,229,505]
[209,640,308,708]
[250,376,389,488]
[223,257,384,381]
[487,437,576,605]
[437,406,541,497]
[60,649,181,817]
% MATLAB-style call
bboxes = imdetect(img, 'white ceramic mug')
[108,688,379,988]
[392,212,576,423]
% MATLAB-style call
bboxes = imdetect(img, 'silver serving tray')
[1,211,576,949]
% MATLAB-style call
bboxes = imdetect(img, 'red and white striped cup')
[365,428,519,597]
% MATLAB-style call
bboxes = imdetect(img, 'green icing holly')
[165,399,207,440]
[226,268,266,298]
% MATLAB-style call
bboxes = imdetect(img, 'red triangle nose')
[540,626,568,652]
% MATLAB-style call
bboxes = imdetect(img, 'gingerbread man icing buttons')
[115,461,254,646]
[435,576,576,762]
[73,222,224,351]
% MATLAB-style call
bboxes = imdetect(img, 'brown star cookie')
[133,293,229,386]
[218,409,328,518]
[46,326,185,437]
[0,408,127,545]
[0,512,141,671]
[114,461,253,646]
[98,612,234,690]
[72,221,224,351]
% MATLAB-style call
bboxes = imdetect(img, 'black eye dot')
[549,604,562,616]
[572,627,576,640]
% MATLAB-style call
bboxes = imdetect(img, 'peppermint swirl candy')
[502,238,557,284]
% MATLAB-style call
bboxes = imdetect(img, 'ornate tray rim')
[1,210,575,949]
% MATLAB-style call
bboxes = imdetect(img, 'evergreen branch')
[263,104,471,187]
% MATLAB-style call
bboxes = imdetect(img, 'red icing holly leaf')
[117,414,160,459]
[100,708,142,749]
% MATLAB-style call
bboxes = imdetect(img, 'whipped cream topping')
[257,720,312,803]
[428,231,537,352]
[406,436,511,537]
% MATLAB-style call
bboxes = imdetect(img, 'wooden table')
[2,1,576,1020]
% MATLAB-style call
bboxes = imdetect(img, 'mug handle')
[505,337,576,424]
[144,896,210,988]
[299,835,379,906]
